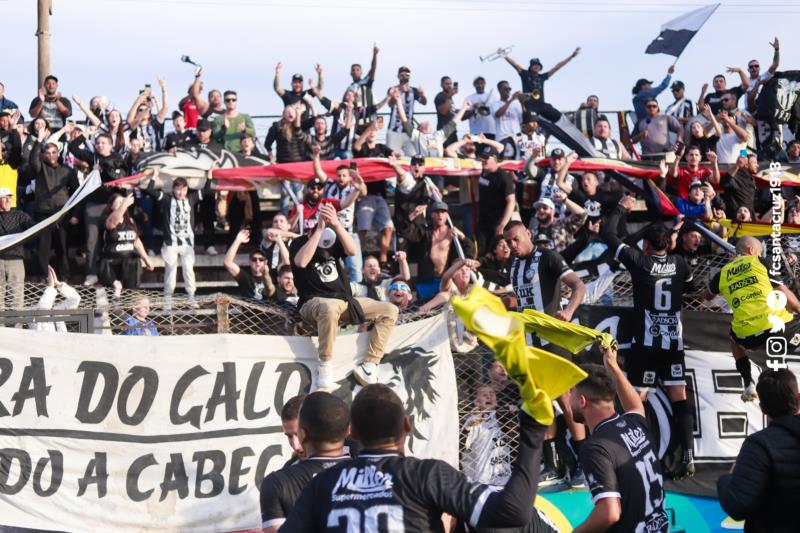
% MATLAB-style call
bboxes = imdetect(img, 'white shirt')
[465,92,497,135]
[490,99,522,141]
[716,131,748,164]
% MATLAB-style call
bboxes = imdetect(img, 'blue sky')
[3,0,797,120]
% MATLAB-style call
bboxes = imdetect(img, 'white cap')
[319,227,337,249]
[0,188,12,197]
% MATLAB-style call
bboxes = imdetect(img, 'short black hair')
[44,75,58,84]
[277,264,293,277]
[172,177,188,189]
[336,164,350,173]
[503,220,526,233]
[757,369,799,419]
[281,394,306,422]
[299,391,350,444]
[713,74,726,81]
[351,384,405,445]
[575,364,616,402]
[223,90,237,98]
[440,76,451,84]
[474,76,485,85]
[644,224,672,251]
[497,80,510,91]
[686,145,702,154]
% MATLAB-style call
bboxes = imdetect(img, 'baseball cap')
[398,66,411,74]
[671,80,685,90]
[633,78,653,94]
[292,73,303,82]
[0,187,12,197]
[688,179,704,191]
[476,143,499,159]
[410,155,425,166]
[307,176,326,189]
[318,227,337,249]
[550,147,565,159]
[196,118,212,131]
[534,233,550,243]
[529,58,543,68]
[430,201,449,212]
[534,198,555,210]
[522,111,539,123]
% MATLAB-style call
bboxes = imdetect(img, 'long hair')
[104,193,138,232]
[106,110,128,153]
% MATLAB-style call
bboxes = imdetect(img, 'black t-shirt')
[519,71,550,101]
[478,170,515,228]
[569,188,621,218]
[355,143,393,197]
[234,269,267,301]
[259,454,351,530]
[102,220,137,259]
[688,134,720,160]
[509,248,571,316]
[282,416,547,532]
[580,412,669,533]
[434,91,455,130]
[721,168,755,219]
[704,86,745,115]
[289,235,351,309]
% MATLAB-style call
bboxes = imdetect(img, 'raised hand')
[706,150,718,164]
[668,64,675,75]
[770,37,780,50]
[572,46,581,58]
[373,43,379,55]
[275,62,282,74]
[38,87,46,101]
[236,228,251,243]
[315,63,323,75]
[619,194,636,211]
[157,77,167,90]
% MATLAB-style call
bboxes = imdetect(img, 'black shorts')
[623,346,686,389]
[731,317,800,356]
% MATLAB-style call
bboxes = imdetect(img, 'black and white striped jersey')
[510,249,572,316]
[664,98,695,121]
[590,136,623,159]
[614,244,693,350]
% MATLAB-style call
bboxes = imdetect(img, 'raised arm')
[157,78,169,124]
[706,150,721,186]
[311,145,327,181]
[503,54,524,74]
[126,92,148,129]
[106,194,135,230]
[190,68,209,115]
[726,66,750,91]
[494,91,520,119]
[314,64,325,94]
[722,113,749,142]
[367,44,379,81]
[224,229,248,277]
[555,152,578,194]
[558,271,585,322]
[352,121,375,153]
[768,37,780,74]
[395,250,411,281]
[603,344,644,416]
[273,62,285,97]
[340,169,366,210]
[440,259,479,291]
[72,96,101,127]
[546,47,580,77]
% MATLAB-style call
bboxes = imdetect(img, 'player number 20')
[327,504,405,532]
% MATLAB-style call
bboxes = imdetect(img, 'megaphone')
[180,55,202,68]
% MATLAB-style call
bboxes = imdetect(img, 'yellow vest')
[0,163,18,207]
[719,255,793,338]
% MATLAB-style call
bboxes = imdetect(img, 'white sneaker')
[352,362,378,386]
[741,383,758,402]
[205,246,218,256]
[317,362,334,391]
[83,274,99,286]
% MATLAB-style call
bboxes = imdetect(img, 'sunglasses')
[748,65,759,69]
[646,104,658,109]
[225,98,237,102]
[308,185,324,190]
[250,256,266,262]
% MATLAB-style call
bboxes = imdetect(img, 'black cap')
[307,176,326,188]
[410,155,425,166]
[171,110,183,120]
[671,80,685,90]
[196,118,212,131]
[550,147,565,158]
[0,111,10,119]
[522,111,539,123]
[398,66,411,74]
[476,143,499,159]
[633,78,653,94]
[292,73,303,82]
[430,201,449,212]
[529,58,543,68]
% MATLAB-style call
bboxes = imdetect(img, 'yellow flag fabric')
[518,308,617,353]
[0,164,18,207]
[451,286,589,425]
[714,218,800,238]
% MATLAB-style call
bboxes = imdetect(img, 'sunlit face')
[343,89,356,104]
[581,172,599,196]
[736,206,752,222]
[282,106,296,122]
[713,75,726,91]
[173,184,188,201]
[0,195,12,212]
[314,118,327,135]
[0,116,9,130]
[362,257,381,283]
[272,213,289,231]
[453,265,471,290]
[94,136,112,156]
[488,360,508,383]
[351,65,362,80]
[173,115,185,130]
[682,231,701,252]
[688,186,704,203]
[474,78,486,93]
[586,95,599,108]
[788,143,800,160]
[132,299,151,321]
[431,209,448,226]
[550,156,566,172]
[493,238,510,260]
[279,272,295,293]
[419,121,432,134]
[32,118,47,133]
[685,148,701,166]
[43,145,60,166]
[473,386,497,411]
[645,101,659,117]
[690,121,704,138]
[335,168,351,187]
[787,205,800,224]
[107,110,121,128]
[536,203,554,224]
[388,288,412,308]
[503,224,533,257]
[44,78,57,96]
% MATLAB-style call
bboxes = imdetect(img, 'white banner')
[0,314,456,532]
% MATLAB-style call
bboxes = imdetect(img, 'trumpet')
[480,46,514,62]
[530,89,542,100]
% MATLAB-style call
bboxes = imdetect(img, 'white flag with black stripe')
[645,3,719,57]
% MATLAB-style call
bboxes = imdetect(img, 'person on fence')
[385,66,427,156]
[717,368,800,533]
[29,75,72,131]
[123,294,158,336]
[281,383,550,532]
[148,176,204,306]
[99,193,154,297]
[290,203,398,391]
[273,264,298,306]
[570,344,669,533]
[224,228,276,301]
[0,186,33,311]
[260,391,351,533]
[350,253,410,302]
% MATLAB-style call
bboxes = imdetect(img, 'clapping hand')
[319,203,339,228]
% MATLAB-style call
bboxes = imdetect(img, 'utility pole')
[37,0,52,88]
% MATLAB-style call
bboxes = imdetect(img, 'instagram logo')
[766,337,788,358]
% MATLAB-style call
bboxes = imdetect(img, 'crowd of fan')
[0,39,799,531]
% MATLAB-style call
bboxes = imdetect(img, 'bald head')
[736,236,763,256]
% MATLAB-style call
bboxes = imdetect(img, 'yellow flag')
[452,286,588,425]
[518,308,617,353]
[714,218,800,238]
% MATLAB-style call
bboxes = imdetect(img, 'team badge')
[643,371,656,385]
[790,333,800,347]
[671,364,683,378]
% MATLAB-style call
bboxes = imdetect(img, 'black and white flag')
[645,4,719,57]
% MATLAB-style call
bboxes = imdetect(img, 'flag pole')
[670,3,720,65]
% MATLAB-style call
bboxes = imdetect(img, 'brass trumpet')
[530,89,542,100]
[480,45,514,62]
